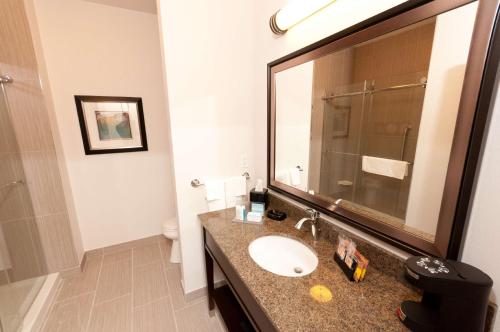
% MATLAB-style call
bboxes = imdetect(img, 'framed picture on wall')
[74,95,148,155]
[330,104,350,138]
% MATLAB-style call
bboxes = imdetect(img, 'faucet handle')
[305,208,320,220]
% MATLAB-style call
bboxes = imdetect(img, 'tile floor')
[41,236,226,332]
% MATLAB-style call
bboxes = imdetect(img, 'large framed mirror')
[268,0,499,258]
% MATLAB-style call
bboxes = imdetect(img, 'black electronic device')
[266,209,286,221]
[397,256,492,331]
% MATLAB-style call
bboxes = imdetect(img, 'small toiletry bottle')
[242,205,246,221]
[235,196,247,221]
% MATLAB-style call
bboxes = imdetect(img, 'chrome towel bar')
[191,172,250,188]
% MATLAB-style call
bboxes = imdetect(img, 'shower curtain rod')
[322,82,426,100]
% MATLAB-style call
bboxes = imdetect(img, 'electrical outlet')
[240,153,248,168]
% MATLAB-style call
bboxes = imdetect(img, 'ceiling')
[83,0,157,14]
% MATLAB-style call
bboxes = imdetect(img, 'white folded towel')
[224,176,247,208]
[207,199,226,212]
[204,179,225,201]
[289,167,301,186]
[362,156,409,180]
[0,226,12,271]
[275,170,291,185]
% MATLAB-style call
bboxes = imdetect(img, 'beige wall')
[26,0,177,251]
[0,0,80,275]
[157,0,256,293]
[462,78,500,331]
[275,61,313,191]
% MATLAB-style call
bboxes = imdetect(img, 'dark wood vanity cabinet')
[203,228,277,332]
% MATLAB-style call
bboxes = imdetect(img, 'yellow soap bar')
[309,285,332,303]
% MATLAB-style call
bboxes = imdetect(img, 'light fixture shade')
[270,0,336,35]
[270,11,286,35]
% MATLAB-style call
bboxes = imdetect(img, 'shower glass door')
[318,71,429,238]
[319,81,367,202]
[356,72,427,221]
[0,79,47,332]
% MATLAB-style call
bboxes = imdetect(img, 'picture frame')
[74,95,148,155]
[330,105,350,138]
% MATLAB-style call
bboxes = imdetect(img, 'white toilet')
[163,218,181,263]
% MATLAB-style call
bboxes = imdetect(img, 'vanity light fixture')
[270,0,336,35]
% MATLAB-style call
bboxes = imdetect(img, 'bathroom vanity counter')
[199,208,420,331]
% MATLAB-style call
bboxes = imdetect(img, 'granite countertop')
[199,208,420,332]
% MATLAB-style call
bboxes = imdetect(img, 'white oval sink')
[248,235,318,277]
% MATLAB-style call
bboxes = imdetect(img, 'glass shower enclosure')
[318,71,428,233]
[0,76,48,332]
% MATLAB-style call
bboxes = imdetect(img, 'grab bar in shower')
[400,125,412,161]
[0,180,24,191]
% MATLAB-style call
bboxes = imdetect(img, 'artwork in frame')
[330,104,350,138]
[75,95,148,155]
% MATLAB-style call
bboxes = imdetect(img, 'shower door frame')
[267,0,500,258]
[0,78,49,332]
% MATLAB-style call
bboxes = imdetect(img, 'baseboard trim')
[184,280,227,303]
[80,252,87,271]
[83,234,163,256]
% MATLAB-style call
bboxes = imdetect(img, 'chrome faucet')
[295,208,321,241]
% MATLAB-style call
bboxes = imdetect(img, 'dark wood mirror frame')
[267,0,500,258]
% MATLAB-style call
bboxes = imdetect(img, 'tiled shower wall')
[0,0,79,279]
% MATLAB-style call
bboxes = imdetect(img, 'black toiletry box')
[250,188,268,208]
